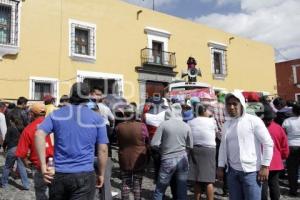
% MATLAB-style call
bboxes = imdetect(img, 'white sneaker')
[111,191,118,197]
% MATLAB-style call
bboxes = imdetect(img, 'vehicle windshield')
[170,86,209,91]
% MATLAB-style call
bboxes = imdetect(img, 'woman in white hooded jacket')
[217,91,274,200]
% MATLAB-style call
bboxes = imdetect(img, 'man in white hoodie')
[217,92,273,200]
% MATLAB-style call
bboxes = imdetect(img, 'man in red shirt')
[16,102,53,200]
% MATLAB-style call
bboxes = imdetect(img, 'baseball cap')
[43,95,55,104]
[30,103,46,115]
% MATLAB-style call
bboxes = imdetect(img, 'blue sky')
[123,0,300,62]
[154,0,241,18]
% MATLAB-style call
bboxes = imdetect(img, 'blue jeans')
[227,167,262,200]
[153,153,189,200]
[1,147,30,189]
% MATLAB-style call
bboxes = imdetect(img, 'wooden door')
[146,81,167,99]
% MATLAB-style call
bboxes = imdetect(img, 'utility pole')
[153,0,155,11]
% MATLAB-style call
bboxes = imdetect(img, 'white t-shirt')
[97,103,115,126]
[0,112,7,141]
[226,121,243,171]
[188,117,216,148]
[282,116,300,147]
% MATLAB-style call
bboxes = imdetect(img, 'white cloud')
[198,0,239,6]
[193,0,300,61]
[241,0,283,12]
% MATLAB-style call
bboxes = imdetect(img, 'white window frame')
[77,70,124,97]
[208,41,227,80]
[29,76,59,101]
[69,19,96,62]
[0,0,21,59]
[144,27,171,65]
[292,64,300,87]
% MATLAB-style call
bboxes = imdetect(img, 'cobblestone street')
[0,148,298,200]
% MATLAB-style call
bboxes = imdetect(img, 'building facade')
[0,0,276,104]
[276,58,300,102]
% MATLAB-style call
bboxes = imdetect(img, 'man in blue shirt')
[35,82,108,200]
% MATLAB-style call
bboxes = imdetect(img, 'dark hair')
[59,95,69,103]
[129,102,137,108]
[273,97,286,109]
[124,112,136,120]
[17,96,28,106]
[44,97,55,105]
[286,100,296,107]
[225,94,240,104]
[187,56,197,65]
[262,107,276,120]
[0,102,6,109]
[292,103,300,116]
[260,95,270,104]
[91,86,103,94]
[7,102,16,109]
[7,109,24,132]
[196,103,207,116]
[69,82,90,105]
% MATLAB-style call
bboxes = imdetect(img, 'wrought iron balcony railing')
[141,48,176,68]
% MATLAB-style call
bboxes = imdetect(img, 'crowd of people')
[0,82,299,200]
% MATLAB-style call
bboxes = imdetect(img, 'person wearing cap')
[43,95,57,116]
[151,103,193,200]
[217,92,274,200]
[35,82,109,199]
[260,107,289,200]
[16,102,54,199]
[116,105,149,200]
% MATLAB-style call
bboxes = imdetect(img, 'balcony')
[136,48,177,77]
[141,48,176,68]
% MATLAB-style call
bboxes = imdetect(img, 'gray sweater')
[151,108,193,160]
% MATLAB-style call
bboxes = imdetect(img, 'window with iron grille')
[75,28,89,55]
[208,41,227,80]
[30,78,58,101]
[69,19,96,61]
[0,0,19,46]
[34,82,52,100]
[213,51,222,74]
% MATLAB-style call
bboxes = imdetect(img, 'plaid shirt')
[212,102,225,140]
